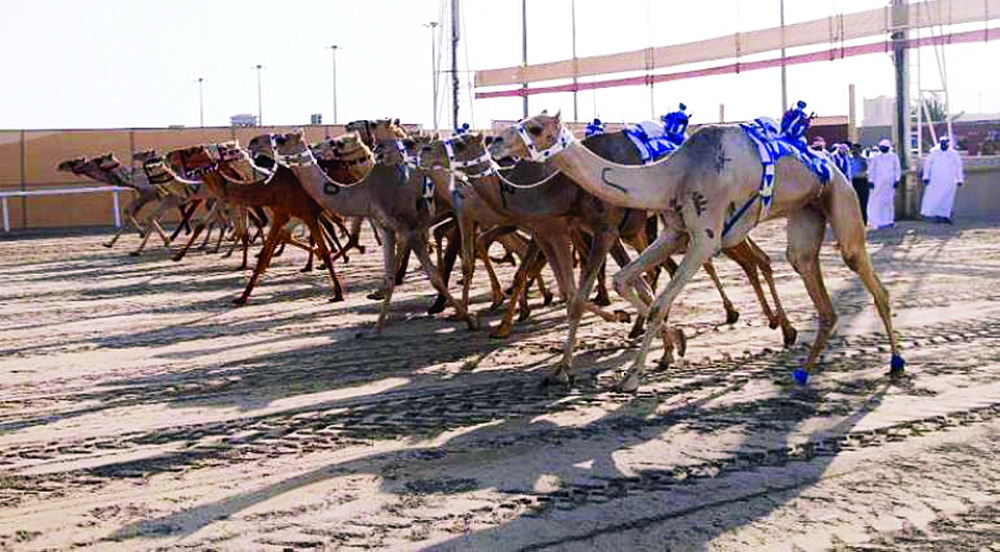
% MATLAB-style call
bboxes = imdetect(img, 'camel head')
[345,118,408,148]
[165,144,216,180]
[132,149,160,165]
[488,110,573,166]
[246,133,279,169]
[418,132,494,178]
[313,133,373,165]
[209,140,260,181]
[57,157,89,174]
[272,131,313,167]
[89,152,136,185]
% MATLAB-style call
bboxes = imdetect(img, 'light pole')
[328,45,339,124]
[521,0,528,118]
[196,77,204,127]
[253,64,265,125]
[425,22,439,130]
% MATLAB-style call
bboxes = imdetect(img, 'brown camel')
[489,112,902,391]
[160,142,347,305]
[272,129,476,333]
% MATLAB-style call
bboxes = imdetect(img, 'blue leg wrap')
[890,354,906,375]
[792,369,810,386]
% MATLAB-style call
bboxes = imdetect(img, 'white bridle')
[515,122,577,162]
[441,139,498,179]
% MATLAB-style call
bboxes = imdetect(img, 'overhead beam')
[476,26,1000,99]
[475,0,1000,89]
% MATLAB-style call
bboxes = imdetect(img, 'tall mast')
[451,0,460,130]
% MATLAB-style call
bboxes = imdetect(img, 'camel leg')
[306,217,344,302]
[784,207,839,385]
[726,239,797,347]
[170,201,201,242]
[616,230,717,393]
[612,228,687,368]
[171,204,216,262]
[427,223,461,315]
[373,227,397,333]
[491,239,542,339]
[609,240,648,340]
[394,244,412,285]
[234,213,289,305]
[478,226,518,310]
[825,180,902,375]
[550,229,621,385]
[130,202,173,257]
[301,235,316,273]
[408,233,477,330]
[701,259,740,325]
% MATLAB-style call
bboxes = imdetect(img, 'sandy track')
[0,220,998,551]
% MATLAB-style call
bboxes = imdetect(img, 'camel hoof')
[768,318,780,330]
[673,328,687,358]
[128,251,142,257]
[792,369,810,386]
[783,327,798,348]
[613,310,631,324]
[427,296,447,315]
[488,300,504,312]
[542,291,554,306]
[489,326,513,340]
[102,243,114,249]
[232,297,248,306]
[726,309,740,325]
[367,290,386,301]
[329,294,345,303]
[614,371,640,393]
[517,307,531,323]
[300,266,314,273]
[541,371,572,387]
[465,314,481,331]
[628,316,646,340]
[593,294,612,308]
[889,354,906,376]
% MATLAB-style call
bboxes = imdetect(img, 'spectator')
[849,142,870,225]
[920,136,965,225]
[867,138,901,229]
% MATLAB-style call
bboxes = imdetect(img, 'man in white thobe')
[920,136,965,224]
[867,138,902,229]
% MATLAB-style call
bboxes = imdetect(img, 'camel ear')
[541,109,548,115]
[553,110,562,123]
[393,118,400,126]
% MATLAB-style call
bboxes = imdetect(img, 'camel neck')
[286,159,374,219]
[553,141,675,211]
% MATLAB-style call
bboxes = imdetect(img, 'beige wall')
[0,124,365,231]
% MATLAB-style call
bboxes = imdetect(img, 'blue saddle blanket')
[738,117,832,222]
[624,121,681,164]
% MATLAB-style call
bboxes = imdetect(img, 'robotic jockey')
[660,103,690,147]
[780,100,813,146]
[584,118,605,138]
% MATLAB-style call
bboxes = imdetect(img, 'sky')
[1,0,998,131]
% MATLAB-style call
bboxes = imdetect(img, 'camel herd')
[58,113,903,392]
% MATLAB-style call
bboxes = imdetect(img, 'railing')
[0,186,128,233]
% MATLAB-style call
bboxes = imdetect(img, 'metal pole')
[892,0,910,216]
[848,83,858,143]
[719,103,725,123]
[2,197,9,233]
[452,0,460,130]
[780,0,787,112]
[426,22,439,130]
[254,64,264,125]
[571,0,578,122]
[521,0,528,118]
[198,77,204,127]
[333,47,339,125]
[112,190,121,228]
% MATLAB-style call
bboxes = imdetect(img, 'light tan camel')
[272,129,477,333]
[57,156,172,249]
[490,112,902,391]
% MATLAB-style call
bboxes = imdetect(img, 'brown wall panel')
[24,190,117,228]
[23,130,131,186]
[0,131,21,187]
[133,128,236,157]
